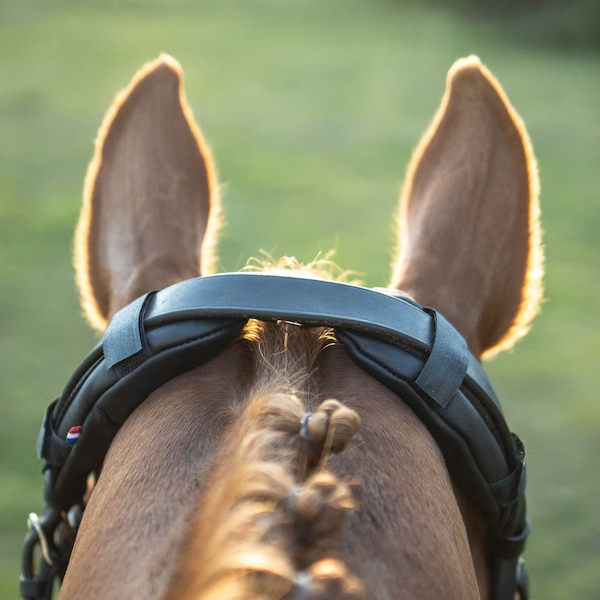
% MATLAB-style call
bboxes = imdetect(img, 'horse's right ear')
[75,55,219,331]
[391,56,543,360]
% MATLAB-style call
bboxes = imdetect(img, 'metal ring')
[27,513,54,567]
[67,505,82,531]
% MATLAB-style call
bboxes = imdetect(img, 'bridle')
[21,273,530,600]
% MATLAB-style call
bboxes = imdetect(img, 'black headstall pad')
[38,311,245,509]
[36,273,529,596]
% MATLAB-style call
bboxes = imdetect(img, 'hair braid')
[165,393,363,600]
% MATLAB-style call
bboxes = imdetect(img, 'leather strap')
[33,273,528,600]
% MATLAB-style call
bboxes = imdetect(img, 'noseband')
[21,273,530,600]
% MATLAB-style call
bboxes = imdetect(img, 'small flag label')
[66,426,82,444]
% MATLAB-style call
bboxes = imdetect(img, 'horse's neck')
[314,345,484,598]
[58,347,247,599]
[59,336,484,600]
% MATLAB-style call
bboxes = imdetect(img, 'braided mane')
[165,321,364,599]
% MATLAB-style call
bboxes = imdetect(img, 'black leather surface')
[37,273,527,562]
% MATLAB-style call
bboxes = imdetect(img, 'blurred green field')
[1,1,599,598]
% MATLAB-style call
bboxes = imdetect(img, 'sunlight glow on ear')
[392,56,544,360]
[474,59,544,360]
[74,54,220,331]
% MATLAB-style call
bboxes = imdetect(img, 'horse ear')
[391,56,543,360]
[75,54,219,331]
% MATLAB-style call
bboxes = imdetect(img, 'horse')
[22,54,543,600]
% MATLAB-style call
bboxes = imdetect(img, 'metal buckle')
[20,506,82,600]
[516,557,530,600]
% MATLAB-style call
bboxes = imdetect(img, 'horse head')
[24,54,542,600]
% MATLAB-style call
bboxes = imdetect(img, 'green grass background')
[1,1,598,598]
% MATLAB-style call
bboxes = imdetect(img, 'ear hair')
[391,56,543,359]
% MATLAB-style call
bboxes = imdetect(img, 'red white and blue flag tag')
[66,426,82,444]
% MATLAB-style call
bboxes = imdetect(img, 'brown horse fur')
[59,54,543,599]
[392,57,543,360]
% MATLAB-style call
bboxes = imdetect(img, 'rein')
[21,273,530,600]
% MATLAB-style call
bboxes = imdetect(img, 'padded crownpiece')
[36,273,528,596]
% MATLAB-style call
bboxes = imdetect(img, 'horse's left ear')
[75,54,219,331]
[391,56,543,360]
